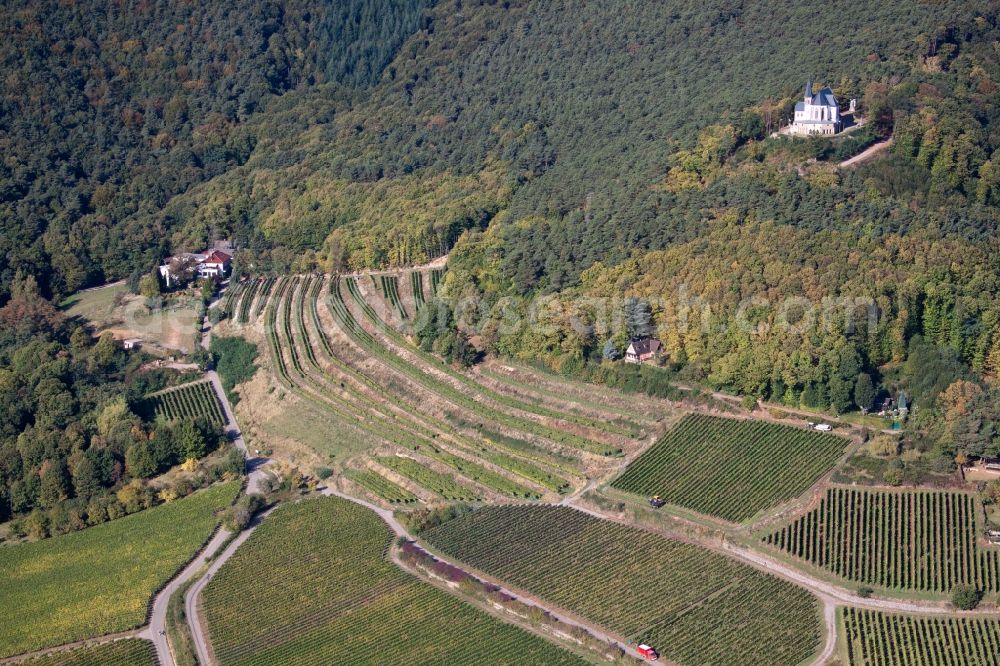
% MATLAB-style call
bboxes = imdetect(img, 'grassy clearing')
[421,505,822,666]
[62,281,201,352]
[0,481,238,657]
[60,283,129,326]
[24,639,158,666]
[202,497,585,666]
[611,414,846,522]
[258,395,374,461]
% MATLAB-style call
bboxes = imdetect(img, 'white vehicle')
[814,423,833,432]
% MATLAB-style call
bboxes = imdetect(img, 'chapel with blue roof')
[790,80,842,135]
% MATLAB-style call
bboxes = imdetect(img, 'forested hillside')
[2,1,999,478]
[0,0,430,300]
[157,0,998,277]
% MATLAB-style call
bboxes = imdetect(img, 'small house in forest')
[625,338,661,365]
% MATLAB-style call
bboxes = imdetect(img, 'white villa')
[789,80,842,135]
[158,248,232,287]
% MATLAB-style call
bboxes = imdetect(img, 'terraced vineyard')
[0,481,238,657]
[430,268,445,293]
[421,505,823,666]
[841,607,1000,665]
[26,639,159,666]
[377,456,481,501]
[379,274,407,321]
[764,487,1000,593]
[611,414,846,522]
[202,497,585,666]
[256,277,557,499]
[252,277,277,319]
[219,279,247,320]
[146,380,226,426]
[235,277,265,324]
[337,276,629,453]
[410,271,425,309]
[232,272,668,503]
[345,469,420,504]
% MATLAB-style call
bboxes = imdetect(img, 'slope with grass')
[0,481,238,658]
[201,496,586,666]
[337,276,631,454]
[611,414,847,522]
[242,273,626,502]
[420,504,823,666]
[764,487,1000,593]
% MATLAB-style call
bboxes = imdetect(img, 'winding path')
[138,528,233,663]
[184,508,275,666]
[143,291,271,666]
[567,497,998,617]
[319,487,657,663]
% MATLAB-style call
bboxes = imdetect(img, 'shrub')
[314,466,333,480]
[882,467,904,486]
[857,585,874,598]
[222,493,266,532]
[210,336,258,405]
[396,503,476,534]
[951,584,981,610]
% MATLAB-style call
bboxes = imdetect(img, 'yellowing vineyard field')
[23,639,158,666]
[420,505,823,666]
[611,414,846,522]
[202,497,586,666]
[0,481,238,658]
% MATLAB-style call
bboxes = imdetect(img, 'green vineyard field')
[146,380,226,427]
[611,414,845,522]
[421,505,823,666]
[202,497,585,666]
[0,481,238,657]
[842,607,1000,666]
[764,487,1000,593]
[25,639,159,666]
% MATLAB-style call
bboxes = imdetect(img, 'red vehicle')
[637,644,659,661]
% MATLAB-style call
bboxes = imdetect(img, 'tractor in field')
[648,495,665,509]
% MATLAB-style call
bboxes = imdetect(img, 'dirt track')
[839,138,892,167]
